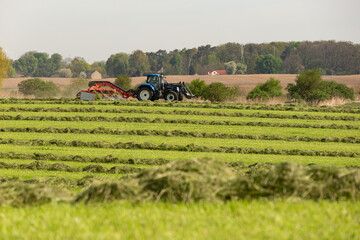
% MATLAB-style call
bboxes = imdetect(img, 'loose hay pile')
[0,183,73,207]
[76,160,360,204]
[1,160,360,206]
[76,159,235,203]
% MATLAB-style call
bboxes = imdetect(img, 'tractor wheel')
[76,91,81,99]
[164,90,178,102]
[137,87,154,101]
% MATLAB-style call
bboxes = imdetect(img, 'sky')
[0,0,359,63]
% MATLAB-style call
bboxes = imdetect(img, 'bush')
[18,78,59,97]
[286,69,355,104]
[115,74,132,90]
[201,82,239,102]
[188,79,207,97]
[247,78,283,101]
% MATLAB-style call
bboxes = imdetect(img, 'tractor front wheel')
[137,87,154,101]
[164,90,179,102]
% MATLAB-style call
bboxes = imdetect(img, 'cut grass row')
[2,120,359,138]
[1,131,359,153]
[2,98,359,113]
[2,104,360,119]
[2,111,359,127]
[0,168,122,179]
[2,126,359,143]
[1,144,359,166]
[2,114,359,131]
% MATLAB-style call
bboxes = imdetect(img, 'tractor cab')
[146,74,164,91]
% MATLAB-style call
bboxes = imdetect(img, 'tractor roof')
[147,74,161,77]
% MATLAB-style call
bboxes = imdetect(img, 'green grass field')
[0,99,359,239]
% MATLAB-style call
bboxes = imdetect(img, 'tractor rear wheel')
[137,87,154,101]
[164,90,178,102]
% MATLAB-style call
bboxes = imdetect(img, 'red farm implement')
[78,81,136,100]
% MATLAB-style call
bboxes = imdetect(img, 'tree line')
[6,40,360,78]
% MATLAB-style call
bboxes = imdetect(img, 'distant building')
[208,70,227,75]
[86,70,102,80]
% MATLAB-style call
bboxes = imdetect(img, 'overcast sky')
[0,0,359,63]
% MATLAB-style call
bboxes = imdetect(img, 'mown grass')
[3,111,360,127]
[0,200,359,240]
[1,144,359,166]
[1,131,359,153]
[1,120,359,138]
[0,168,122,179]
[1,103,360,117]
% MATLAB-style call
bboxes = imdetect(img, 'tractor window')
[147,76,160,90]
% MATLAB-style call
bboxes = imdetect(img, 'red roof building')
[208,70,227,75]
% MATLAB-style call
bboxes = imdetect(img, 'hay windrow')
[0,182,73,207]
[76,160,360,204]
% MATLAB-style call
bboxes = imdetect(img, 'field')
[0,98,360,239]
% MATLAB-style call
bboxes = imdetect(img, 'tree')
[0,47,10,87]
[286,69,322,100]
[224,61,237,74]
[201,82,239,102]
[129,50,150,76]
[58,68,72,78]
[106,53,129,77]
[18,78,59,97]
[69,57,91,77]
[14,54,38,76]
[236,63,247,74]
[91,61,107,77]
[115,74,132,90]
[283,53,304,74]
[247,78,284,101]
[170,53,183,75]
[285,69,354,104]
[187,79,207,97]
[255,54,283,74]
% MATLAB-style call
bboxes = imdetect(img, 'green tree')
[286,69,354,104]
[106,53,129,77]
[224,61,237,74]
[255,54,283,74]
[170,53,183,75]
[201,82,239,102]
[14,54,38,76]
[18,78,59,97]
[0,47,11,87]
[247,78,284,101]
[286,69,322,100]
[69,58,91,77]
[188,79,207,97]
[236,63,247,74]
[129,50,150,76]
[115,74,132,90]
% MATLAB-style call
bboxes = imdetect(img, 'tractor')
[136,74,194,101]
[78,74,194,102]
